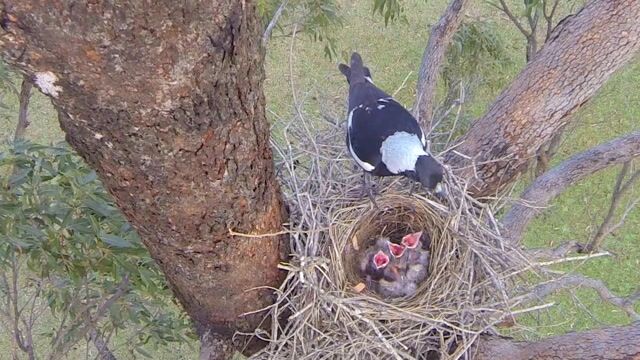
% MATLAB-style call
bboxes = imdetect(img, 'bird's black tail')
[349,52,367,85]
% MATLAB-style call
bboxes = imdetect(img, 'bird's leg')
[408,181,419,196]
[361,172,379,208]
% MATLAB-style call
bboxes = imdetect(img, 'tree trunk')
[445,0,640,197]
[0,0,285,356]
[475,322,640,360]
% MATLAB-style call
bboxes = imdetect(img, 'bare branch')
[14,74,33,141]
[414,0,470,128]
[543,0,561,40]
[89,328,118,360]
[48,276,129,360]
[520,274,640,321]
[534,122,568,176]
[262,0,289,47]
[525,240,585,260]
[475,322,640,360]
[502,131,640,244]
[584,162,640,252]
[497,0,531,38]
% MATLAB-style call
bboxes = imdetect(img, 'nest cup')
[339,194,453,297]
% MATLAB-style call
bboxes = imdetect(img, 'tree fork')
[446,0,640,197]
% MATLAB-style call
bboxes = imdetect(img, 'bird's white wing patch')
[380,132,426,174]
[348,136,375,171]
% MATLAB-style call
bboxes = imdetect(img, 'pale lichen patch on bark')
[34,71,62,98]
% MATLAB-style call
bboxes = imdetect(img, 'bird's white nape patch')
[377,97,391,103]
[34,71,63,98]
[380,131,426,174]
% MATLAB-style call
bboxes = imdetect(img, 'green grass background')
[1,0,638,357]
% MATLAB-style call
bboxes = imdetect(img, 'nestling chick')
[378,239,419,298]
[401,231,431,284]
[359,237,392,287]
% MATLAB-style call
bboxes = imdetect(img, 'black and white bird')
[339,52,444,198]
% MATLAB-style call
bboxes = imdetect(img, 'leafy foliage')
[442,19,511,90]
[258,0,421,58]
[258,0,343,58]
[0,61,17,111]
[372,0,406,25]
[0,141,194,357]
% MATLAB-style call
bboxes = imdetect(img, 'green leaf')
[84,198,116,217]
[134,345,153,358]
[78,171,97,185]
[99,233,134,248]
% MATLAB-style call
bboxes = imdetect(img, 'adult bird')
[339,52,444,200]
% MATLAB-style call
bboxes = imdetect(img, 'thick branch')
[475,322,640,360]
[445,0,640,197]
[414,0,469,127]
[518,274,640,321]
[502,131,640,244]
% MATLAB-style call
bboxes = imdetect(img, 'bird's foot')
[360,173,379,209]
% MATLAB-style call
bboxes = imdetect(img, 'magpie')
[339,52,444,198]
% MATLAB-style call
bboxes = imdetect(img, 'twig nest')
[256,117,530,359]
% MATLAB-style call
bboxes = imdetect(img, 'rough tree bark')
[445,0,640,197]
[0,1,285,358]
[475,322,640,360]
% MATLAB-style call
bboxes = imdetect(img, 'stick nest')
[251,110,531,359]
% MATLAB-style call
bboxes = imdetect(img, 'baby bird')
[401,231,430,284]
[359,237,392,287]
[378,239,418,298]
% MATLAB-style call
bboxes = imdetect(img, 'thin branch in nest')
[520,274,640,322]
[583,161,640,253]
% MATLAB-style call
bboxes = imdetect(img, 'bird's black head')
[337,52,371,85]
[338,63,372,84]
[414,155,444,190]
